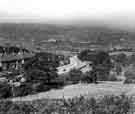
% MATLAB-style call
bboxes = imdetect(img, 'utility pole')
[32,38,35,53]
[11,82,15,97]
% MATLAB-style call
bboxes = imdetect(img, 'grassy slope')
[11,81,134,102]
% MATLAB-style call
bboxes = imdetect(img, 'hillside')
[11,81,133,101]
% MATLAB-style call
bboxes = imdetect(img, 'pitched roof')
[0,53,34,62]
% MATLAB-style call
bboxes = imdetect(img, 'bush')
[96,72,118,82]
[107,74,118,81]
[0,94,131,114]
[68,69,83,84]
[96,71,108,81]
[96,94,132,114]
[0,100,35,114]
[124,70,135,84]
[24,94,133,114]
[81,71,96,83]
[0,82,12,99]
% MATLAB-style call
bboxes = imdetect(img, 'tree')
[78,49,96,61]
[115,64,122,75]
[22,52,62,94]
[81,71,97,83]
[69,69,83,84]
[93,51,112,81]
[78,50,112,82]
[0,82,12,98]
[115,53,127,66]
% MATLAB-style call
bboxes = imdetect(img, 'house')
[57,55,92,75]
[0,51,34,71]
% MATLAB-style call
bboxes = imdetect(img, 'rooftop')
[0,53,34,62]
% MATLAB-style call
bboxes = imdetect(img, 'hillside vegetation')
[0,94,133,114]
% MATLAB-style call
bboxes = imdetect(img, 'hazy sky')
[0,0,135,29]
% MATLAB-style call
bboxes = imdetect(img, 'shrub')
[26,94,133,114]
[107,74,118,81]
[96,94,132,114]
[0,100,35,114]
[124,70,135,84]
[68,69,83,84]
[0,82,12,98]
[96,70,108,81]
[81,71,96,83]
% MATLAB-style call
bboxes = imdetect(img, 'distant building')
[114,45,124,50]
[48,38,57,43]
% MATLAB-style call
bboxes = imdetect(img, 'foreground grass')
[1,94,134,114]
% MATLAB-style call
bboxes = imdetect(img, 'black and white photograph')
[0,0,135,113]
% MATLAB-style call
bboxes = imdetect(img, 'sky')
[0,0,135,29]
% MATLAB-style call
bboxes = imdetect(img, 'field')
[11,81,135,102]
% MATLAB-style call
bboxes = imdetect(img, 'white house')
[57,55,92,75]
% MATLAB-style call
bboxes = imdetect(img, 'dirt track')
[11,81,134,102]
